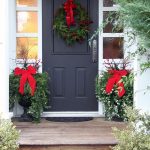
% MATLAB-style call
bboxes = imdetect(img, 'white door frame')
[42,0,104,117]
[9,0,114,117]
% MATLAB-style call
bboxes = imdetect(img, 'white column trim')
[98,0,104,116]
[0,0,10,119]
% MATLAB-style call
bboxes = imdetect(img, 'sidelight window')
[16,0,41,59]
[101,0,124,60]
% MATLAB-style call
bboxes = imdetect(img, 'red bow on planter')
[105,70,128,97]
[14,65,37,96]
[64,0,77,27]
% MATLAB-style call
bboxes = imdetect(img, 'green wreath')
[53,3,92,45]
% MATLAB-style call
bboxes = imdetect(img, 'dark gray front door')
[42,0,98,111]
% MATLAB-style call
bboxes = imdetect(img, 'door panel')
[42,0,98,111]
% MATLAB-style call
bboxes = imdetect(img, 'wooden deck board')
[19,145,112,150]
[14,118,125,146]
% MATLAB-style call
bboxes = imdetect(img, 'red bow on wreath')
[14,65,37,96]
[105,70,128,97]
[64,0,77,27]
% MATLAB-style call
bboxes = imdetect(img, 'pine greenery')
[54,3,91,45]
[9,72,50,123]
[114,0,150,70]
[96,71,133,120]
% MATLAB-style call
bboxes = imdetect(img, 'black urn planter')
[18,96,32,122]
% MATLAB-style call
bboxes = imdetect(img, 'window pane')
[103,11,123,33]
[16,11,38,33]
[16,38,38,59]
[16,0,37,7]
[103,0,115,7]
[103,37,124,59]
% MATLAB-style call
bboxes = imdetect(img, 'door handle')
[92,39,97,63]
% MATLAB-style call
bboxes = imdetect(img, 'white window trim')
[16,7,38,11]
[103,6,119,11]
[16,33,38,37]
[102,33,124,37]
[9,0,16,73]
[38,0,42,73]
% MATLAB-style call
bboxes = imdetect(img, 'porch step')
[13,118,125,150]
[19,145,112,150]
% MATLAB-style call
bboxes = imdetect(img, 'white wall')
[134,55,150,114]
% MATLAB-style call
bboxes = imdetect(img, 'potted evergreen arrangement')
[9,60,50,123]
[95,59,133,121]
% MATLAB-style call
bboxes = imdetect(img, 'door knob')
[92,39,98,63]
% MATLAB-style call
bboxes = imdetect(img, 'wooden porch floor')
[14,118,125,150]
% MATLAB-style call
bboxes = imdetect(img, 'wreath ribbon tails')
[14,65,37,96]
[64,0,77,27]
[105,70,128,97]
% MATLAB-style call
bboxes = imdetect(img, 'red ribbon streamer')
[64,0,77,27]
[105,70,128,97]
[14,65,37,96]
